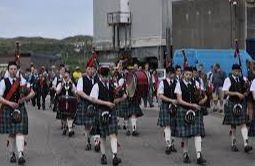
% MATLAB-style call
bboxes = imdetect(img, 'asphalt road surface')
[1,101,255,166]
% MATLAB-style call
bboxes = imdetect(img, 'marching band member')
[249,73,255,137]
[90,66,124,166]
[157,67,178,154]
[75,59,100,151]
[174,66,207,165]
[56,71,76,137]
[0,61,35,164]
[222,64,252,153]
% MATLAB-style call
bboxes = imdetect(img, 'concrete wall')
[247,7,255,38]
[172,0,246,49]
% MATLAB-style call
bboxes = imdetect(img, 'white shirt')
[174,79,200,95]
[157,78,174,95]
[56,81,76,93]
[0,76,28,97]
[77,76,94,92]
[250,79,255,92]
[52,75,63,88]
[222,75,248,91]
[90,80,110,100]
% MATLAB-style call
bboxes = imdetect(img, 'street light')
[229,0,239,48]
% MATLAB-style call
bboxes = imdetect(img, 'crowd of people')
[0,56,255,166]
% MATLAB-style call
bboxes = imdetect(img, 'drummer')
[56,71,77,137]
[125,65,144,136]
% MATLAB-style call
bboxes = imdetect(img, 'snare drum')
[58,96,78,116]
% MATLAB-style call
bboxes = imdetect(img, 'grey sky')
[0,0,93,39]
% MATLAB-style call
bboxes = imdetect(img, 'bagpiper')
[222,64,252,153]
[157,67,178,154]
[56,71,77,137]
[174,66,207,165]
[90,66,124,166]
[75,59,100,151]
[0,61,35,164]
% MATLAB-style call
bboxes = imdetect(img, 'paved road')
[1,101,255,166]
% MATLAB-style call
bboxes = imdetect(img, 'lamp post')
[15,41,21,67]
[229,0,239,48]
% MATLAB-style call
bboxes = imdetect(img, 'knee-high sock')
[195,136,202,158]
[84,129,91,144]
[16,135,25,157]
[67,119,74,131]
[8,137,16,154]
[110,135,118,157]
[231,127,237,146]
[100,138,106,155]
[182,138,188,154]
[124,118,130,130]
[241,126,248,146]
[164,127,171,147]
[130,116,137,131]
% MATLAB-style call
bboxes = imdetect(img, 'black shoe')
[68,131,75,137]
[231,145,239,152]
[132,131,139,136]
[101,154,107,165]
[10,153,16,163]
[244,145,253,153]
[123,125,127,130]
[183,153,191,164]
[170,145,177,152]
[113,154,121,166]
[62,129,67,135]
[85,143,92,151]
[95,143,101,153]
[18,153,26,165]
[126,130,131,136]
[197,154,207,165]
[165,146,171,155]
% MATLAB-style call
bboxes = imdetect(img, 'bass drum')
[126,70,149,100]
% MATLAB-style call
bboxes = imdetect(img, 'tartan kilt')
[74,100,95,128]
[116,99,130,118]
[175,107,205,138]
[125,101,144,118]
[95,109,118,138]
[222,100,247,126]
[0,105,28,135]
[248,119,255,137]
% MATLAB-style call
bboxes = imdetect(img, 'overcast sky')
[0,0,93,39]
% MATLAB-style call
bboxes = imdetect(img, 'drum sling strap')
[0,79,20,110]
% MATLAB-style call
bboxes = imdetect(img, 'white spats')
[195,136,202,158]
[130,116,137,131]
[164,127,172,147]
[100,138,106,154]
[241,126,248,146]
[110,135,118,155]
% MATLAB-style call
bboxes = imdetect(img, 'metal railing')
[107,12,131,25]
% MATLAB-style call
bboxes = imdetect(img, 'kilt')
[222,100,247,126]
[116,99,130,118]
[125,101,144,118]
[248,119,255,137]
[0,105,28,135]
[74,100,95,128]
[175,107,205,138]
[95,109,118,138]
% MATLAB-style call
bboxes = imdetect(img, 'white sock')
[67,119,74,132]
[130,116,137,131]
[84,129,91,144]
[100,138,106,155]
[123,119,128,127]
[195,136,202,158]
[164,127,171,147]
[110,135,118,157]
[8,137,16,154]
[241,126,248,146]
[16,135,25,157]
[231,128,237,146]
[182,138,188,154]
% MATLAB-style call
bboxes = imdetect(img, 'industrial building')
[93,0,255,67]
